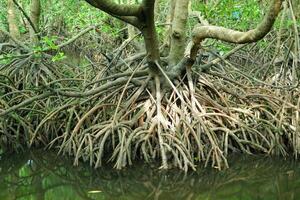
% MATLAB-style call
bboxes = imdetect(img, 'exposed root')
[1,23,300,170]
[28,68,297,171]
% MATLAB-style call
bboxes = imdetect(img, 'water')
[1,150,300,200]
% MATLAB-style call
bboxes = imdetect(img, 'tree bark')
[85,0,161,73]
[141,0,161,74]
[291,0,299,19]
[126,0,136,40]
[168,0,189,66]
[7,0,20,39]
[30,0,41,40]
[85,0,143,17]
[162,0,176,48]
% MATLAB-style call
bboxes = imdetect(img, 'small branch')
[169,44,248,78]
[199,44,248,71]
[56,24,101,49]
[31,24,101,52]
[189,11,209,26]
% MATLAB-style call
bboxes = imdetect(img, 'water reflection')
[0,150,300,200]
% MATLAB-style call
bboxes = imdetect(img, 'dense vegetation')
[0,0,299,171]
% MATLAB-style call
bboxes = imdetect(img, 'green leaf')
[52,52,67,62]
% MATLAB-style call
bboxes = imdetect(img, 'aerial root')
[1,66,300,171]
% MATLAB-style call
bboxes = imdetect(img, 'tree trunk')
[141,0,161,74]
[7,0,20,39]
[292,0,299,19]
[163,0,176,48]
[168,0,189,66]
[126,0,136,41]
[30,0,41,41]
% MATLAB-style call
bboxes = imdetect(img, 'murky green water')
[1,151,300,200]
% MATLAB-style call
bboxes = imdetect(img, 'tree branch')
[192,0,283,45]
[189,0,283,63]
[112,15,141,28]
[85,0,142,17]
[170,0,283,79]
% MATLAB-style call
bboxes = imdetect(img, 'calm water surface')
[0,150,300,200]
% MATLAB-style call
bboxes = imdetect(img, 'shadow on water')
[1,150,300,200]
